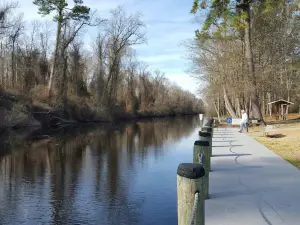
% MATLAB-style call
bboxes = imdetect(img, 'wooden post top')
[202,127,213,132]
[194,140,210,146]
[177,163,205,179]
[199,131,211,137]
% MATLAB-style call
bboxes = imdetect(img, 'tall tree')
[190,0,290,124]
[0,3,205,122]
[101,6,146,107]
[9,22,23,88]
[33,0,90,96]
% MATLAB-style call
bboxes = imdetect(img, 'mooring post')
[210,118,215,135]
[177,163,205,225]
[201,126,212,135]
[198,131,212,158]
[201,118,214,136]
[199,114,204,130]
[204,118,213,126]
[194,140,210,199]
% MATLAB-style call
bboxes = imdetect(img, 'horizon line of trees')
[0,0,204,119]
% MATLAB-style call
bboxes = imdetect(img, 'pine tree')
[33,0,90,96]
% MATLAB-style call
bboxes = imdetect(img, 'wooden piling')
[199,131,212,158]
[201,126,212,133]
[194,140,210,199]
[202,126,213,138]
[177,163,205,225]
[204,118,214,127]
[199,114,204,129]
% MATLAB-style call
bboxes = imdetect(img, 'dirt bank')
[0,91,200,131]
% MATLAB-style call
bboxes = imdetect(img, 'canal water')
[0,116,199,225]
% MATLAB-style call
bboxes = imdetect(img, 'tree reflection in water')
[0,116,198,224]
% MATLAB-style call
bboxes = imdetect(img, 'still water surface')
[0,116,199,225]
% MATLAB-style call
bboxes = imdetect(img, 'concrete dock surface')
[206,127,300,225]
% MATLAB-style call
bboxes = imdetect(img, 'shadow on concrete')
[209,186,281,200]
[212,153,251,157]
[213,131,234,133]
[213,134,234,136]
[213,136,236,139]
[213,134,235,136]
[206,155,300,224]
[210,165,263,172]
[213,145,243,148]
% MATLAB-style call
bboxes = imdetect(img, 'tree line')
[187,0,300,123]
[0,0,203,123]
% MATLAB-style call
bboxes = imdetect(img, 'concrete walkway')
[206,127,300,225]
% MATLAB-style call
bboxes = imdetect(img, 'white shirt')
[241,112,248,123]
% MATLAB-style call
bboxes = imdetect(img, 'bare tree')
[0,2,204,125]
[0,1,19,36]
[9,18,23,88]
[101,6,147,107]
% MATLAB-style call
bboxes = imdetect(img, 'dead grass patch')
[248,123,300,169]
[264,113,300,123]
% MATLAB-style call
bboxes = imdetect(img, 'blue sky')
[15,0,203,96]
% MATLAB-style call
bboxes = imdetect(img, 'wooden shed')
[267,99,294,120]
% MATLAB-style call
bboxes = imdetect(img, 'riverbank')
[0,115,199,159]
[0,90,201,130]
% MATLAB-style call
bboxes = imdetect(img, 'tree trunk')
[285,71,291,115]
[245,93,250,119]
[267,92,271,116]
[59,54,68,106]
[1,42,4,86]
[286,93,290,115]
[5,58,9,87]
[11,40,15,88]
[48,17,62,97]
[223,86,237,118]
[213,97,221,122]
[261,91,265,116]
[243,4,265,125]
[236,97,241,117]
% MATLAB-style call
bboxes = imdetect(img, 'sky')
[14,0,203,97]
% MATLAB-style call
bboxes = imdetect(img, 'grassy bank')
[248,119,300,169]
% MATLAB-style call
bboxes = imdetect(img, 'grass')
[248,121,300,169]
[216,113,300,168]
[263,113,300,122]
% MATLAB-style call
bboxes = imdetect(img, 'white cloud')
[165,74,200,96]
[139,54,182,63]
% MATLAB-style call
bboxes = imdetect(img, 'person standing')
[239,110,248,133]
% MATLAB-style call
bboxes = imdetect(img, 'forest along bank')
[0,3,204,130]
[0,116,199,224]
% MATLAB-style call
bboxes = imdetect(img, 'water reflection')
[0,116,199,225]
